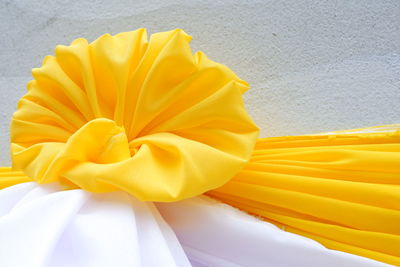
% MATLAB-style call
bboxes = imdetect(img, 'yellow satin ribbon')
[1,29,399,265]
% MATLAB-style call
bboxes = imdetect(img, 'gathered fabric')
[9,29,258,202]
[1,29,399,266]
[209,125,400,266]
[2,124,399,265]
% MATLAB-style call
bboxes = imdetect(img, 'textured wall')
[0,0,399,165]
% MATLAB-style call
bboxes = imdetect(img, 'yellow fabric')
[208,125,400,266]
[0,167,32,189]
[9,29,259,201]
[1,28,399,265]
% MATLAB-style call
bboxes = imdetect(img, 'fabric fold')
[208,124,400,266]
[2,125,399,265]
[0,182,191,267]
[9,29,259,202]
[157,195,389,267]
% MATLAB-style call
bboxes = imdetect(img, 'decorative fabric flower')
[10,29,259,201]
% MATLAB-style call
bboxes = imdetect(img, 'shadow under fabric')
[0,29,399,266]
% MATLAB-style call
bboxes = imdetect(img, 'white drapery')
[0,182,389,267]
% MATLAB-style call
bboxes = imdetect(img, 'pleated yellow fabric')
[208,124,400,266]
[0,167,32,189]
[9,29,259,202]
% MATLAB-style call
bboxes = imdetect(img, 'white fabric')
[0,182,389,267]
[0,182,190,267]
[157,197,390,267]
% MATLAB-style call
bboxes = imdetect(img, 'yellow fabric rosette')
[9,29,259,201]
